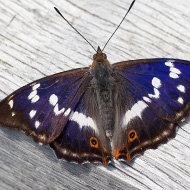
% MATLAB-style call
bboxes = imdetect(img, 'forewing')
[0,68,90,144]
[50,87,112,164]
[112,59,190,161]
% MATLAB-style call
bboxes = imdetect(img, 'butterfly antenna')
[54,7,96,52]
[102,0,136,51]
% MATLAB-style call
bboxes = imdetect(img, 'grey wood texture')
[0,0,190,189]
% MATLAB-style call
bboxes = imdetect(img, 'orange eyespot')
[90,137,98,148]
[128,130,137,142]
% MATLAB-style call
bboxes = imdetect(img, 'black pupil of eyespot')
[130,132,135,138]
[91,139,97,145]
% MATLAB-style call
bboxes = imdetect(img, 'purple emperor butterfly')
[0,0,190,164]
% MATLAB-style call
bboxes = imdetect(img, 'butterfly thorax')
[90,47,114,135]
[91,47,113,100]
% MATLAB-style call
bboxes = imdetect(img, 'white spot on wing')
[148,88,160,99]
[12,112,15,116]
[69,111,97,132]
[35,121,40,129]
[148,77,162,100]
[177,85,185,93]
[49,94,69,116]
[8,100,14,109]
[54,105,65,115]
[170,67,181,74]
[169,72,179,79]
[165,60,181,79]
[165,61,174,67]
[152,77,162,88]
[138,101,148,112]
[122,100,148,127]
[28,84,41,103]
[64,108,71,116]
[32,83,40,90]
[177,97,184,104]
[29,110,37,119]
[143,96,151,103]
[49,94,58,106]
[31,95,40,103]
[28,90,37,100]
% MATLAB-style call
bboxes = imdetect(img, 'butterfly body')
[0,46,190,164]
[90,46,115,134]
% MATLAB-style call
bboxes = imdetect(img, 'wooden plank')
[0,0,190,189]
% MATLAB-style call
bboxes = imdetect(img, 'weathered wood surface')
[0,0,190,189]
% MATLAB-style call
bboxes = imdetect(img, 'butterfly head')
[91,46,110,68]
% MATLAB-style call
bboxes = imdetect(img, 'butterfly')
[0,1,190,165]
[0,45,190,164]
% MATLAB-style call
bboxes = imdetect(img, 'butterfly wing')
[111,59,190,161]
[50,86,111,164]
[0,68,91,144]
[0,67,111,164]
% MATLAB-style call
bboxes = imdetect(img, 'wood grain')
[0,0,190,189]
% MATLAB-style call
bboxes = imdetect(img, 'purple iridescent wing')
[111,59,190,161]
[0,68,90,144]
[0,67,111,164]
